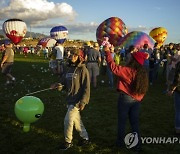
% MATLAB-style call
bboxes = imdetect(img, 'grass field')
[0,53,179,154]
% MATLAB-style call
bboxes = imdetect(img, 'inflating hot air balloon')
[2,19,27,44]
[118,31,155,49]
[50,26,68,44]
[149,27,168,47]
[96,17,128,47]
[37,37,57,48]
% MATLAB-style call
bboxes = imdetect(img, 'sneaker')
[59,142,73,150]
[78,139,90,146]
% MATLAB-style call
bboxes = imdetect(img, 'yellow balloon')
[149,27,168,47]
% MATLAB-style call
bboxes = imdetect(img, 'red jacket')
[106,51,145,101]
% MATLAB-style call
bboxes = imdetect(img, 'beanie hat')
[132,52,148,65]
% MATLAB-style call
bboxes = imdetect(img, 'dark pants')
[117,93,141,147]
[1,62,13,75]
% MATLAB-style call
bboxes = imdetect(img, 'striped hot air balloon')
[50,26,68,44]
[2,19,27,44]
[96,17,128,47]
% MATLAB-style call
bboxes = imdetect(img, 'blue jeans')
[117,93,141,146]
[174,92,180,129]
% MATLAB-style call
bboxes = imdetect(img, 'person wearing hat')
[104,46,149,151]
[51,48,90,150]
[1,40,16,84]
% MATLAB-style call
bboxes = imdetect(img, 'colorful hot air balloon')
[149,27,168,47]
[37,37,57,48]
[2,19,27,44]
[96,17,128,47]
[118,31,155,49]
[50,26,68,44]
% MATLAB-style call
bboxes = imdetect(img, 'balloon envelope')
[2,19,27,44]
[118,31,155,49]
[50,26,68,44]
[37,37,57,48]
[149,27,168,47]
[96,17,128,47]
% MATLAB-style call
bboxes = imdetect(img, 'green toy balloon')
[15,96,44,132]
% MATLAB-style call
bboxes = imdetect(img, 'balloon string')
[25,88,53,96]
[25,85,64,96]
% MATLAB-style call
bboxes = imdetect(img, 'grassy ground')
[0,53,179,154]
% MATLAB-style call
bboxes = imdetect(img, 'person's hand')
[167,90,174,96]
[50,83,63,91]
[57,83,63,91]
[78,103,85,111]
[1,63,4,68]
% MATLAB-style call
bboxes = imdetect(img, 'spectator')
[51,48,90,150]
[104,45,149,151]
[85,43,101,88]
[55,42,64,76]
[1,40,16,85]
[168,61,180,135]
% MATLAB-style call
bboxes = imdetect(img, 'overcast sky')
[0,0,180,43]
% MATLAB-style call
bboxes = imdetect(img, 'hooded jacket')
[61,63,90,107]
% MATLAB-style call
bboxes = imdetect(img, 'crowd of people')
[47,41,180,151]
[0,39,180,152]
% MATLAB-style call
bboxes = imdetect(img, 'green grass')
[0,53,179,154]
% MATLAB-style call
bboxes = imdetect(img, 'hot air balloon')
[2,19,27,44]
[37,37,57,48]
[118,31,155,49]
[50,26,68,44]
[96,17,128,47]
[149,27,168,47]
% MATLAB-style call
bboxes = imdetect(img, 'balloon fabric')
[149,27,168,47]
[50,26,68,44]
[2,19,27,44]
[118,31,155,49]
[96,17,128,47]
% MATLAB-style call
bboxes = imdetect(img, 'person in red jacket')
[104,46,149,151]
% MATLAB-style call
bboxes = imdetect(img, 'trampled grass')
[0,53,179,154]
